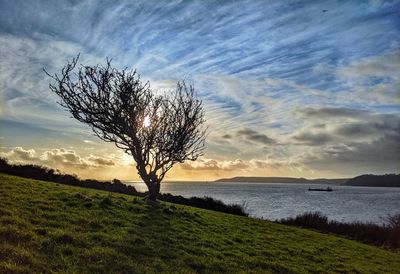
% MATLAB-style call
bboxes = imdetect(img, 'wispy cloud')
[237,128,276,145]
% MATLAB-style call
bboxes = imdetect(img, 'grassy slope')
[0,173,399,274]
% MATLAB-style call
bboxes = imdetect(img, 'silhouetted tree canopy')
[45,55,206,200]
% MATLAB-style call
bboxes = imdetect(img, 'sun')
[121,153,134,166]
[143,115,151,128]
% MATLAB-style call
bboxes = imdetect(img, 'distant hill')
[215,176,348,184]
[343,174,400,187]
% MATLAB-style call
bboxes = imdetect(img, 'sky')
[0,0,399,181]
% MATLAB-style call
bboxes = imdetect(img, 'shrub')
[278,212,400,250]
[0,158,138,195]
[279,212,328,230]
[382,213,400,229]
[157,193,248,216]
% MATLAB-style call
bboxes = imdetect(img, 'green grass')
[0,173,399,273]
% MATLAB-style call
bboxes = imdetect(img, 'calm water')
[127,181,400,224]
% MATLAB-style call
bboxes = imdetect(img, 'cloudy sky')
[0,0,399,180]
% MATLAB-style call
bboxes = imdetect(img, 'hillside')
[1,173,399,273]
[215,176,348,184]
[343,174,400,187]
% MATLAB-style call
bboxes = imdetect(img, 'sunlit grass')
[0,173,399,273]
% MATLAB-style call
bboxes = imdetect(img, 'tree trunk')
[147,181,160,201]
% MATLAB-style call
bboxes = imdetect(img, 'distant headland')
[215,174,400,187]
[214,176,348,184]
[343,174,400,187]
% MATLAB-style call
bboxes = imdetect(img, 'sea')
[126,181,400,224]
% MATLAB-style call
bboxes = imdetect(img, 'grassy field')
[0,173,399,273]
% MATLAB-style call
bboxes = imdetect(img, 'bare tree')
[45,55,206,200]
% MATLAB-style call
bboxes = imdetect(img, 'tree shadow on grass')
[123,199,205,271]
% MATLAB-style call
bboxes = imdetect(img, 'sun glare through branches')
[143,115,151,128]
